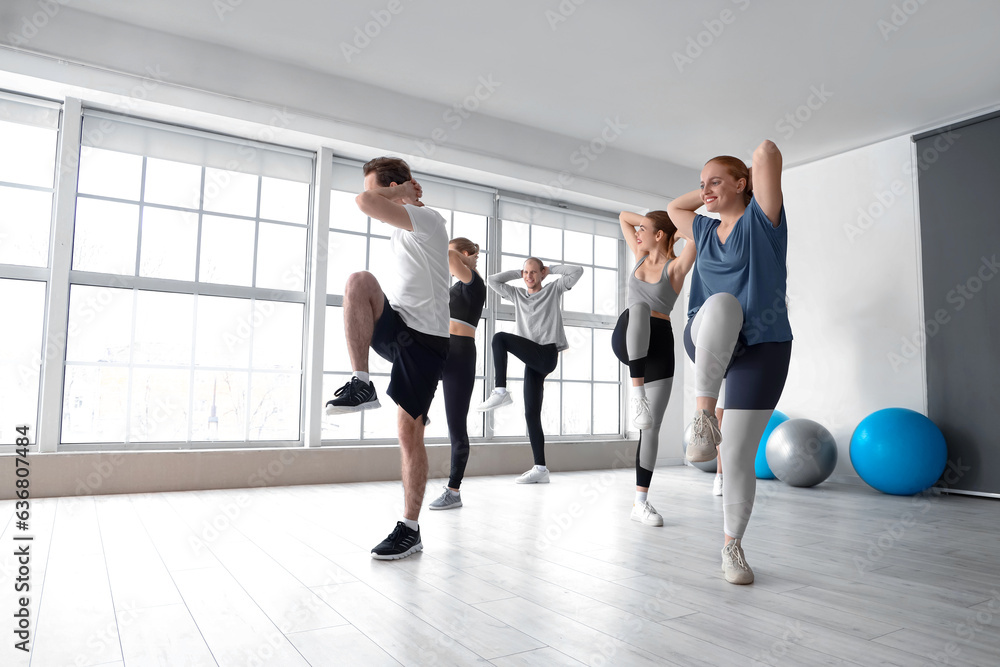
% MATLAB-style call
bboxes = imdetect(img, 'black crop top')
[449,271,487,329]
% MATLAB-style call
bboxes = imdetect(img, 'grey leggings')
[686,293,791,539]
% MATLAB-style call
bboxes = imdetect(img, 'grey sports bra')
[627,255,679,314]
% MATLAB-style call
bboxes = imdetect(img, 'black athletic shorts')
[371,296,449,423]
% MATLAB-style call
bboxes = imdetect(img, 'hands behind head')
[540,265,550,280]
[392,179,424,206]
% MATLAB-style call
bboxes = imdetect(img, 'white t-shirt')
[384,205,450,338]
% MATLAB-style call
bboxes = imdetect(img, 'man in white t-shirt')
[325,156,450,560]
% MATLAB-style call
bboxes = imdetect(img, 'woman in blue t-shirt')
[667,140,793,585]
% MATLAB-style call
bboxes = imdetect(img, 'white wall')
[779,135,925,476]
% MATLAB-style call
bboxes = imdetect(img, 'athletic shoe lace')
[727,543,749,571]
[692,412,707,439]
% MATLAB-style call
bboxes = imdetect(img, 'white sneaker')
[515,467,550,484]
[712,473,723,497]
[686,409,722,462]
[630,396,653,430]
[630,500,663,526]
[477,390,513,412]
[721,539,754,585]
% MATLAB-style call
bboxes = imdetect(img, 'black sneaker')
[325,377,380,415]
[371,521,422,560]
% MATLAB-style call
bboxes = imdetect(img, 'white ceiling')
[62,0,1000,169]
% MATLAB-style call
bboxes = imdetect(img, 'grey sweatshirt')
[487,264,584,351]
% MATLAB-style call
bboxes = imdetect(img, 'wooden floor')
[3,466,1000,666]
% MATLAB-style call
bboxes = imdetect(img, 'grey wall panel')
[917,114,1000,494]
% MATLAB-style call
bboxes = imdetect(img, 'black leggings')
[492,332,558,466]
[442,335,476,489]
[612,311,675,488]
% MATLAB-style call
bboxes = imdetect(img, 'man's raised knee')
[345,270,378,295]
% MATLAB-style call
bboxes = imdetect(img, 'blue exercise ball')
[850,408,946,495]
[755,410,789,479]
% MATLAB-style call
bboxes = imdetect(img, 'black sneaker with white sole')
[371,521,422,560]
[325,377,380,415]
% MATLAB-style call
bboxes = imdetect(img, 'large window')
[322,161,495,442]
[0,93,60,442]
[494,198,623,438]
[62,112,313,447]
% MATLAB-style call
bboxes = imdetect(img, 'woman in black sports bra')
[428,237,486,510]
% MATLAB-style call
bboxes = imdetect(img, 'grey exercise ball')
[765,418,838,487]
[682,422,718,473]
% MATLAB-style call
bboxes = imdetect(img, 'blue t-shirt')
[687,196,793,345]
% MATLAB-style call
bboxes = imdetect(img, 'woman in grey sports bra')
[612,210,697,527]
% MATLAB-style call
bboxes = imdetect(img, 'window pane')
[595,236,618,268]
[0,279,45,437]
[593,329,619,382]
[327,232,367,295]
[562,267,592,314]
[256,222,306,291]
[0,185,51,267]
[0,121,57,188]
[248,372,300,441]
[500,253,525,273]
[77,148,142,200]
[330,190,367,233]
[562,382,591,435]
[139,207,198,281]
[66,285,134,364]
[531,226,562,261]
[61,365,129,443]
[322,373,361,440]
[143,157,202,209]
[541,381,560,435]
[593,383,620,435]
[492,380,525,438]
[72,198,139,275]
[134,291,194,366]
[260,177,309,224]
[502,219,529,255]
[192,370,249,441]
[594,267,618,316]
[425,389,448,440]
[368,237,393,283]
[564,230,593,265]
[195,295,252,368]
[323,306,347,372]
[129,368,190,442]
[251,301,303,370]
[363,375,396,439]
[452,212,487,250]
[562,327,592,381]
[475,325,485,377]
[199,215,254,286]
[203,168,258,218]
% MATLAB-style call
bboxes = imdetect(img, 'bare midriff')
[651,310,670,321]
[449,321,476,338]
